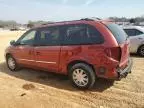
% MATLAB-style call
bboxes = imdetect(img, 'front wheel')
[6,55,19,71]
[138,45,144,57]
[69,63,96,89]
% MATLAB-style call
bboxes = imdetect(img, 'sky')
[0,0,144,23]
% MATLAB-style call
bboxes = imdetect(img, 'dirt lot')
[0,31,144,108]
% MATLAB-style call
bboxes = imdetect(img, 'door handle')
[29,50,32,55]
[29,50,35,55]
[36,52,41,55]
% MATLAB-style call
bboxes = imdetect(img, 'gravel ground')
[0,31,144,108]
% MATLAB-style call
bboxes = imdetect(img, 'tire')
[6,55,19,71]
[69,63,96,89]
[138,45,144,57]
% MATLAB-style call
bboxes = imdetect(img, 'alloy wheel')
[8,57,16,70]
[72,69,89,87]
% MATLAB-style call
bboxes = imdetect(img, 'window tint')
[62,24,104,45]
[135,29,143,35]
[17,30,36,45]
[63,25,87,45]
[124,29,135,36]
[106,24,127,44]
[87,25,104,44]
[124,29,143,36]
[37,27,60,46]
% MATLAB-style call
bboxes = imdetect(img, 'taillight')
[105,47,121,61]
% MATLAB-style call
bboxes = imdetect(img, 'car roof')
[33,18,113,29]
[123,26,144,33]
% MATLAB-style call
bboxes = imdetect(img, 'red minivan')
[5,18,132,89]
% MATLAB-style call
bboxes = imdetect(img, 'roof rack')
[41,17,102,26]
[80,17,101,21]
[41,20,80,25]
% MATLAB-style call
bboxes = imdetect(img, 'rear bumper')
[117,58,133,79]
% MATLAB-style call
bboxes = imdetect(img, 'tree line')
[0,20,17,28]
[109,16,144,23]
[0,16,144,29]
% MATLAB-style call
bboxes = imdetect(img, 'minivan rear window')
[106,24,127,44]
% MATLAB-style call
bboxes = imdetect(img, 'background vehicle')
[123,26,144,56]
[5,18,132,89]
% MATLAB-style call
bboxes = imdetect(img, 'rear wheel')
[138,45,144,57]
[69,63,95,89]
[6,55,19,71]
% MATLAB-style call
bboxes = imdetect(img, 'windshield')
[106,24,127,44]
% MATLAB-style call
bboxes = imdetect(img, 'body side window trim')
[17,58,56,64]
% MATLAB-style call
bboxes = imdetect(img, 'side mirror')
[10,40,16,46]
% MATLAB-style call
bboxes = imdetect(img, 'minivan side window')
[62,24,87,45]
[62,24,104,45]
[16,30,36,45]
[87,25,104,44]
[36,27,60,46]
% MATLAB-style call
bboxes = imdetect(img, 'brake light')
[105,47,121,61]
